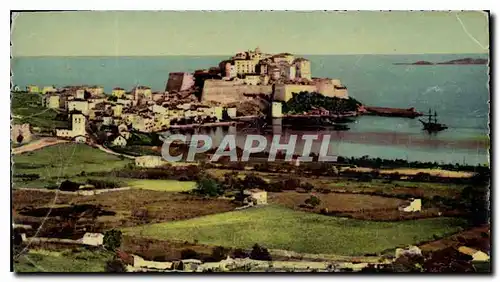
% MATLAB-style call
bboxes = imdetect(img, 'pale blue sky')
[11,11,489,56]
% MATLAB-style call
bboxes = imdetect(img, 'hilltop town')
[14,48,352,145]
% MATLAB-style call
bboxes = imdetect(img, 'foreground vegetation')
[12,143,132,188]
[127,179,197,192]
[11,92,66,131]
[123,205,468,256]
[14,247,113,272]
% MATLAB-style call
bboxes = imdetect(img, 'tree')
[211,246,229,261]
[250,244,272,261]
[304,195,321,208]
[59,180,80,191]
[181,249,199,259]
[103,229,122,251]
[195,177,223,197]
[301,182,314,192]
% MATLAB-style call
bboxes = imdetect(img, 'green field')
[127,179,197,192]
[14,248,113,272]
[123,205,467,256]
[13,143,133,188]
[11,92,66,130]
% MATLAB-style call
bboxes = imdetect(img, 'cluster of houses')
[29,84,236,145]
[218,47,313,85]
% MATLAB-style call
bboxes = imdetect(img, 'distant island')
[394,57,488,66]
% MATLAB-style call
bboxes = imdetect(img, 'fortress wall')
[166,73,195,92]
[201,80,272,104]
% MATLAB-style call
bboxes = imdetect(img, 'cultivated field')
[269,191,406,212]
[13,189,238,236]
[12,143,133,188]
[207,168,466,199]
[127,179,197,192]
[122,205,467,256]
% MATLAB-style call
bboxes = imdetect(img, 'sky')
[11,11,489,56]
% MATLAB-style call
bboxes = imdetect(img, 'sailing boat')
[419,109,448,133]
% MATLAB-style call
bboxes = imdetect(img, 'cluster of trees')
[336,155,488,173]
[55,178,123,191]
[193,172,315,198]
[282,92,362,114]
[91,165,201,181]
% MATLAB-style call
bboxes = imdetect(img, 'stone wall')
[166,72,195,93]
[201,80,273,105]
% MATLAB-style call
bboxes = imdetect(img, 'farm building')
[399,198,422,212]
[458,246,490,262]
[111,135,127,147]
[80,233,104,246]
[243,189,268,205]
[135,155,167,168]
[395,246,422,259]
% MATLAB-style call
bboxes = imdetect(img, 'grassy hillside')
[123,205,468,256]
[13,143,132,188]
[14,248,113,272]
[11,92,66,130]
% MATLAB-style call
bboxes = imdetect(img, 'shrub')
[59,180,81,191]
[181,249,199,259]
[301,182,314,192]
[103,229,122,251]
[195,177,223,197]
[86,179,121,189]
[241,174,268,190]
[105,258,127,272]
[267,182,284,192]
[250,244,272,261]
[304,195,321,208]
[211,246,229,261]
[232,248,248,259]
[282,178,301,190]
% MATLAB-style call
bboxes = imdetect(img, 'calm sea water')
[11,54,490,165]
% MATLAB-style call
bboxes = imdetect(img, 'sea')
[11,54,490,165]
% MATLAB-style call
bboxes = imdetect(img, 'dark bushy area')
[282,92,361,114]
[89,165,201,181]
[336,155,489,173]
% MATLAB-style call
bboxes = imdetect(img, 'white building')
[457,246,490,262]
[111,135,127,147]
[271,102,283,118]
[80,233,104,246]
[102,116,113,126]
[135,155,167,168]
[399,199,422,212]
[68,100,90,116]
[243,189,268,205]
[56,113,87,139]
[226,107,237,119]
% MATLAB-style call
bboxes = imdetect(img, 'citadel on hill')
[17,48,351,143]
[167,47,349,104]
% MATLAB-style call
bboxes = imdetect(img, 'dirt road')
[12,138,68,155]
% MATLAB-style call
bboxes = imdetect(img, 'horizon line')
[11,52,490,58]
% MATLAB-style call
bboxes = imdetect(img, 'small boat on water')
[419,109,448,133]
